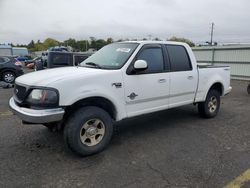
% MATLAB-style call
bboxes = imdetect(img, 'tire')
[247,84,250,95]
[64,106,114,156]
[2,71,16,83]
[198,89,220,118]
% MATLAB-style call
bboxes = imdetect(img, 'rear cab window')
[50,53,72,67]
[165,45,192,72]
[74,55,89,66]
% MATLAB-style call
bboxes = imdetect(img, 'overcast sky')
[0,0,250,44]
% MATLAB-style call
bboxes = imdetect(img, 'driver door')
[123,44,170,117]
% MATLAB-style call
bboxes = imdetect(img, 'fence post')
[211,48,215,65]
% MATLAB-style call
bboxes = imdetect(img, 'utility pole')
[85,40,88,52]
[210,22,214,46]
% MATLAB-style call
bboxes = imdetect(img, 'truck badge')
[127,92,138,100]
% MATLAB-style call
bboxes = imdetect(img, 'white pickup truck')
[9,41,232,156]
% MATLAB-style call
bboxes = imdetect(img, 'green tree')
[63,38,77,49]
[27,40,35,49]
[35,43,45,51]
[76,40,89,51]
[168,36,195,47]
[89,37,97,49]
[106,38,113,44]
[43,38,60,49]
[154,37,161,41]
[95,39,107,50]
[37,40,42,44]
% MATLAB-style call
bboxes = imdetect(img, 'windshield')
[80,43,138,69]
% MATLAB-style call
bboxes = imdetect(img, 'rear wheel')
[2,71,16,83]
[64,106,114,156]
[247,84,250,95]
[198,89,220,118]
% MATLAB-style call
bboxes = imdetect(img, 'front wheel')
[64,106,114,156]
[198,89,220,118]
[247,84,250,95]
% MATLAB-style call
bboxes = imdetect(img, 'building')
[0,45,12,56]
[192,45,250,80]
[0,45,28,56]
[12,47,28,56]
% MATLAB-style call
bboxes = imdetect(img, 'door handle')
[158,79,166,83]
[187,76,193,80]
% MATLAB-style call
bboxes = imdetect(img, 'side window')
[136,47,164,73]
[166,45,192,71]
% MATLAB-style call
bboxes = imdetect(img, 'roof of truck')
[120,41,187,46]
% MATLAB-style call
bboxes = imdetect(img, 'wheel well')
[1,69,16,76]
[65,97,117,120]
[210,82,223,95]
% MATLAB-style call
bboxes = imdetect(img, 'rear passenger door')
[165,45,198,108]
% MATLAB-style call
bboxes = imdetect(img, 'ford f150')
[9,41,232,156]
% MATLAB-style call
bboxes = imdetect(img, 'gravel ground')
[0,80,250,188]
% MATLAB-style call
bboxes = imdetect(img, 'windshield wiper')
[85,62,102,69]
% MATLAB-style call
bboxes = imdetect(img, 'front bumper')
[9,97,65,124]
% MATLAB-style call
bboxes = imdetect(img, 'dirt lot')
[0,80,250,188]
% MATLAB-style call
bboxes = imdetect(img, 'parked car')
[16,56,32,65]
[9,41,232,156]
[0,56,24,83]
[35,51,92,70]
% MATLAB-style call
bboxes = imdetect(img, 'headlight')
[26,89,58,107]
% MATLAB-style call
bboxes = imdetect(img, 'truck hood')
[15,67,108,86]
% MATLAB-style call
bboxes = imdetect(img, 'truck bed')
[194,65,231,102]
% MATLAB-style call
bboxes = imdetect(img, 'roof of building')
[192,45,250,50]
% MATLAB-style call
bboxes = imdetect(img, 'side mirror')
[134,60,148,71]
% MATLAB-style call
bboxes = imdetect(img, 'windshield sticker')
[116,48,131,53]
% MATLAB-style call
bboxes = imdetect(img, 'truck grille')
[14,84,27,102]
